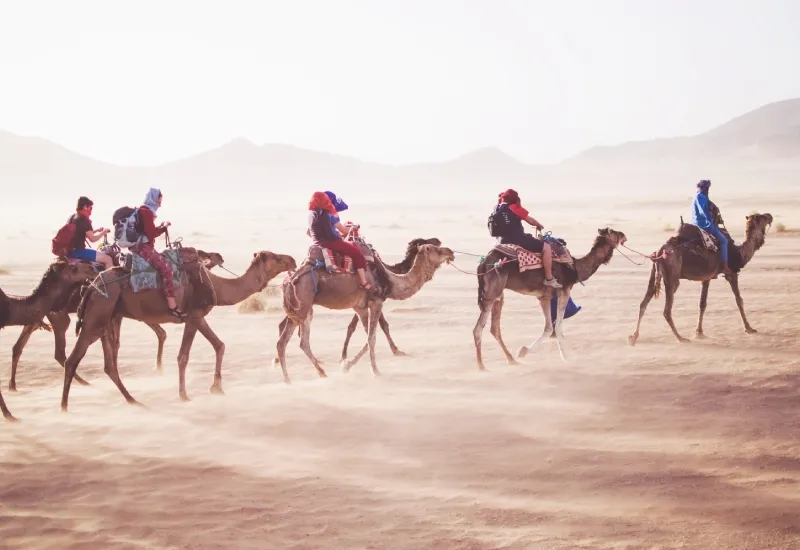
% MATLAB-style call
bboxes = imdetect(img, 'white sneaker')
[545,277,562,289]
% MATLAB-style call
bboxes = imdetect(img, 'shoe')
[167,307,187,322]
[544,277,562,289]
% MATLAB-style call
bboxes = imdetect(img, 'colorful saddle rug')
[125,247,202,294]
[305,235,380,274]
[493,242,574,273]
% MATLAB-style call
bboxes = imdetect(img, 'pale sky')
[1,0,799,167]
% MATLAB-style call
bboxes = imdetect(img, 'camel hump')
[675,223,704,242]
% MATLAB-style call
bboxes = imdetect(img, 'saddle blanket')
[129,249,188,293]
[493,243,574,273]
[697,227,719,252]
[312,236,378,274]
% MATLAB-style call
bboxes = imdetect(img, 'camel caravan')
[0,182,773,421]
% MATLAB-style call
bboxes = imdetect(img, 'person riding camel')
[308,191,375,293]
[65,196,114,270]
[491,189,562,289]
[129,188,185,320]
[692,179,731,274]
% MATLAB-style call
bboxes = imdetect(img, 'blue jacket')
[692,191,713,229]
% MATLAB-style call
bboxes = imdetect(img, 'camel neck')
[208,266,270,307]
[382,253,439,301]
[574,238,615,283]
[2,277,68,327]
[738,228,766,266]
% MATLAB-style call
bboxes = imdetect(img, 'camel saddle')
[122,246,213,305]
[674,223,720,252]
[493,240,574,273]
[304,235,379,274]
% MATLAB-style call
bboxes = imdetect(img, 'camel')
[0,259,97,421]
[273,237,442,364]
[627,213,773,345]
[473,228,628,370]
[276,243,455,383]
[7,250,225,391]
[60,250,296,412]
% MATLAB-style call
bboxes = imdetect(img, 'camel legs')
[694,280,711,339]
[488,295,517,365]
[517,296,554,359]
[276,316,296,384]
[472,300,492,371]
[9,311,89,391]
[148,322,167,374]
[553,290,570,362]
[627,263,658,346]
[340,303,383,376]
[341,308,370,371]
[725,273,757,334]
[99,329,140,406]
[63,325,140,412]
[342,312,405,361]
[297,311,327,379]
[176,322,198,401]
[272,316,324,369]
[0,386,14,421]
[663,279,690,343]
[192,316,226,396]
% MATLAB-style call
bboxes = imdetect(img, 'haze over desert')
[3,1,800,549]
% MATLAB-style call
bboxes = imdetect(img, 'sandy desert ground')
[2,196,800,549]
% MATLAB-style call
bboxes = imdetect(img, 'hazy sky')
[1,0,799,167]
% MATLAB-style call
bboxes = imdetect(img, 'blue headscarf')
[143,188,161,215]
[324,191,348,212]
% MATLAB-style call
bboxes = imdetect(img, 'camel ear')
[745,215,751,221]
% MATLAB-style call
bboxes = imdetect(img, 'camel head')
[197,250,225,270]
[596,227,627,248]
[408,237,442,251]
[251,251,298,275]
[417,244,456,267]
[745,213,772,249]
[50,260,99,285]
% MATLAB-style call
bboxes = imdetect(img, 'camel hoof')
[60,405,69,413]
[4,413,19,422]
[340,360,353,373]
[283,377,292,385]
[372,370,382,377]
[694,332,706,340]
[392,350,408,357]
[745,327,758,334]
[154,367,164,376]
[626,335,638,347]
[8,384,17,393]
[76,378,91,387]
[180,393,191,402]
[507,358,519,366]
[517,346,529,359]
[317,370,328,379]
[210,384,225,396]
[128,399,146,408]
[678,337,691,344]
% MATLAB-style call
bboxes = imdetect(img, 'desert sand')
[1,194,799,549]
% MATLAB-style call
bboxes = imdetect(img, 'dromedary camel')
[8,250,225,391]
[273,237,442,364]
[0,259,97,421]
[627,213,773,345]
[474,228,627,370]
[61,250,296,412]
[276,243,455,383]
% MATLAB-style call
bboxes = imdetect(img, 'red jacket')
[138,206,166,243]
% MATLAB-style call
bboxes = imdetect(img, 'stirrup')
[167,307,187,321]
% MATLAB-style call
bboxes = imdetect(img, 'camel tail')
[652,260,663,300]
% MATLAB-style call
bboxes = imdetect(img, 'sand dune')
[2,199,800,549]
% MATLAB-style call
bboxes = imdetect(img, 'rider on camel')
[692,179,731,274]
[492,189,561,289]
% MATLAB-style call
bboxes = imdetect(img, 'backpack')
[487,204,507,237]
[52,221,77,256]
[114,207,143,248]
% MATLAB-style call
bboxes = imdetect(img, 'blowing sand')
[1,198,799,549]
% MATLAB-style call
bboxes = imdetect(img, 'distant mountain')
[2,98,799,206]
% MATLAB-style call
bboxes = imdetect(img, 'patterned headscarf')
[697,179,711,192]
[308,191,337,215]
[143,188,161,215]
